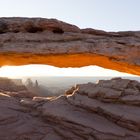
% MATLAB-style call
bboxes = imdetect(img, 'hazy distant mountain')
[22,76,140,89]
[0,77,26,92]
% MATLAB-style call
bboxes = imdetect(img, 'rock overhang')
[0,17,140,76]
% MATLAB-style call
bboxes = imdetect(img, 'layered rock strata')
[0,18,140,75]
[0,78,140,140]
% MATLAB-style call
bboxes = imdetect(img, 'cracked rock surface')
[0,78,140,140]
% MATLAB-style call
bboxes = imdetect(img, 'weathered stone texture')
[0,78,140,139]
[0,18,139,75]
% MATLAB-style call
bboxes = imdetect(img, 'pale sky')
[0,65,136,78]
[0,0,139,77]
[0,0,140,31]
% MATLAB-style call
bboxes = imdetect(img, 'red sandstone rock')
[0,18,139,75]
[0,18,140,140]
[0,78,140,140]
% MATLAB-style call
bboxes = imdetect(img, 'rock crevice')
[0,78,140,139]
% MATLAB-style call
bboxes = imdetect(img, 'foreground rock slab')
[0,78,140,140]
[0,17,140,75]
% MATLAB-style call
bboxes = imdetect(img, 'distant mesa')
[0,77,26,92]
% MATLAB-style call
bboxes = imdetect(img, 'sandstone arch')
[0,17,140,75]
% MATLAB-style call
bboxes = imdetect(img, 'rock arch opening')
[0,17,139,76]
[0,64,139,97]
[0,64,137,78]
[0,17,140,140]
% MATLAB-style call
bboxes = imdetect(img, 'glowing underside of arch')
[0,53,139,77]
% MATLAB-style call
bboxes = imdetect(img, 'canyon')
[0,18,140,140]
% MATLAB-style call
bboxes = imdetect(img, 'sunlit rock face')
[0,78,140,140]
[0,17,140,75]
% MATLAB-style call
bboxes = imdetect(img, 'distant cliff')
[0,77,26,92]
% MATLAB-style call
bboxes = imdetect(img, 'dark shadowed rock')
[0,21,8,33]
